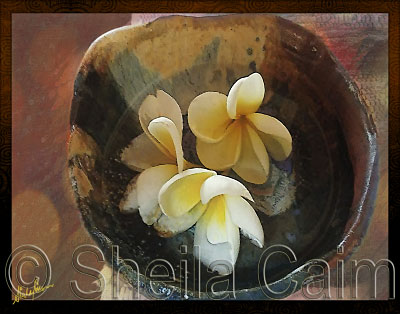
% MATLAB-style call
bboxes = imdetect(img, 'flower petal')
[200,175,253,205]
[119,175,139,213]
[225,205,240,267]
[246,113,292,161]
[196,121,242,171]
[141,206,162,226]
[159,168,216,218]
[148,117,184,172]
[194,203,239,275]
[188,92,232,143]
[136,164,178,225]
[121,133,175,171]
[139,90,183,135]
[225,195,264,248]
[206,195,228,244]
[154,201,207,237]
[227,73,265,119]
[139,90,183,156]
[232,123,270,184]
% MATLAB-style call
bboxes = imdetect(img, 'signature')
[12,278,54,304]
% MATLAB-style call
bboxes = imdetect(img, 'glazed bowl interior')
[69,14,377,298]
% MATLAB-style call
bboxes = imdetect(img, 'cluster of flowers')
[121,73,292,274]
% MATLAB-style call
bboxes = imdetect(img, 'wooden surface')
[12,13,388,300]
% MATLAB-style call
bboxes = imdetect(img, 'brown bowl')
[68,14,378,299]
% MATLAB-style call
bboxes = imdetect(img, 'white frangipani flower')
[158,170,264,274]
[188,72,292,184]
[121,90,185,173]
[120,90,193,226]
[119,86,268,275]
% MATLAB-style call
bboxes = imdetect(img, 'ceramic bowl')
[68,14,378,299]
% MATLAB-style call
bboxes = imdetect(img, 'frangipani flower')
[156,168,216,236]
[121,90,185,173]
[120,90,193,226]
[159,169,264,274]
[188,72,292,184]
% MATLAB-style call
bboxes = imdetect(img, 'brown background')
[0,0,395,312]
[9,13,389,301]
